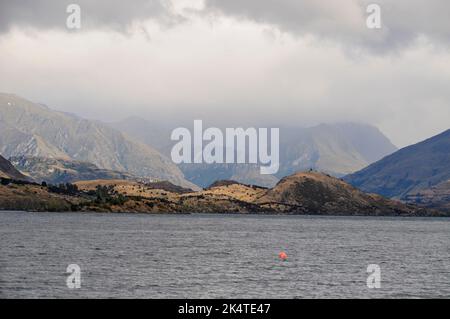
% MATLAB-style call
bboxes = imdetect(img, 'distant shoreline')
[2,210,449,219]
[1,172,448,218]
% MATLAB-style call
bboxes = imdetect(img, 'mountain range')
[0,93,196,189]
[0,92,449,215]
[5,93,399,190]
[112,118,397,187]
[2,92,448,214]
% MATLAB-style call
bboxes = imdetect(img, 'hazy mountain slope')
[10,156,140,185]
[179,163,279,188]
[229,164,280,187]
[0,120,69,159]
[344,129,450,199]
[0,155,30,181]
[278,123,397,178]
[0,93,196,189]
[323,123,398,163]
[112,118,281,187]
[112,118,397,187]
[112,116,172,154]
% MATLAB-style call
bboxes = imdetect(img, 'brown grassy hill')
[0,183,78,211]
[75,179,183,198]
[255,172,438,216]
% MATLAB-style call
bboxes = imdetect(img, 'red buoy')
[279,251,288,261]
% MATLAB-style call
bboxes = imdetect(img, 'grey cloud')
[204,0,450,51]
[0,0,448,148]
[2,0,450,51]
[0,0,173,33]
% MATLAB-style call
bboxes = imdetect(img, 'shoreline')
[2,209,449,219]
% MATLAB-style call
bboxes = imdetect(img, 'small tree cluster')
[48,183,79,195]
[94,185,127,205]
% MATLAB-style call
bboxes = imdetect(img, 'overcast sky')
[0,0,449,147]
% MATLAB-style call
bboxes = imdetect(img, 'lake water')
[1,211,449,299]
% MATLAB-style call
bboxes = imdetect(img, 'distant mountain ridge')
[112,118,397,187]
[0,93,196,189]
[345,129,450,199]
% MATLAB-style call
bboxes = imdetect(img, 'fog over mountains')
[1,93,400,189]
[0,93,196,189]
[113,117,397,187]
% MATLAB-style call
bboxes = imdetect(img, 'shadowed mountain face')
[112,118,397,188]
[345,129,450,199]
[0,93,196,189]
[0,155,30,181]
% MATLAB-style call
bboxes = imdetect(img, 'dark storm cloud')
[2,0,450,50]
[204,0,450,51]
[0,0,171,33]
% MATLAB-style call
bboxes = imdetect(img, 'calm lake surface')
[1,211,449,298]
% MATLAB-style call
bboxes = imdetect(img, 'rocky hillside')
[345,129,450,199]
[9,156,140,184]
[0,155,30,181]
[0,93,196,189]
